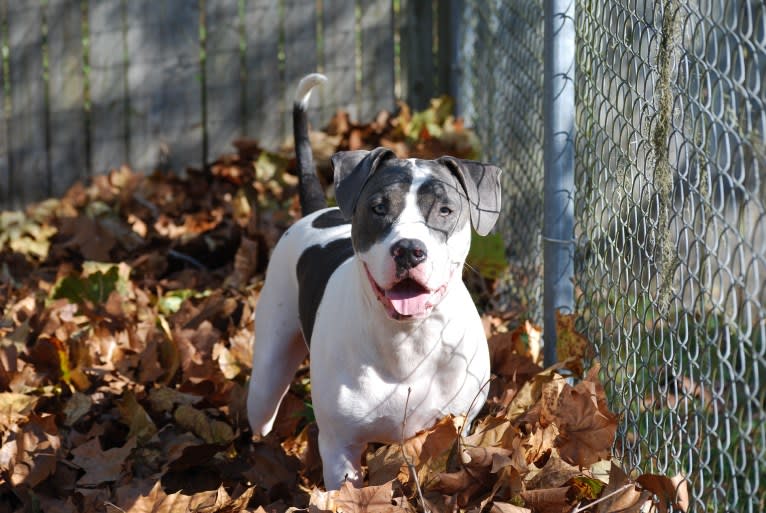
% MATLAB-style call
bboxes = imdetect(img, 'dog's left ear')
[332,147,396,219]
[438,156,502,236]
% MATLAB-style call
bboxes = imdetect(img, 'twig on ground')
[167,249,208,270]
[401,386,429,513]
[456,377,494,455]
[570,483,637,513]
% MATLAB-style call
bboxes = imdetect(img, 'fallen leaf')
[553,381,618,468]
[0,392,39,430]
[595,463,649,513]
[518,486,569,513]
[333,480,398,513]
[174,404,235,445]
[367,415,459,486]
[70,436,137,486]
[555,311,590,375]
[62,391,93,426]
[566,474,606,502]
[117,390,158,442]
[0,413,60,487]
[147,385,202,413]
[636,473,689,513]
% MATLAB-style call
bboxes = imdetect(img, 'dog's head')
[331,147,502,320]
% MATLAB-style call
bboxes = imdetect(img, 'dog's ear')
[332,147,396,219]
[438,156,502,236]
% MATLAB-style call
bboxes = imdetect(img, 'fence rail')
[0,0,460,210]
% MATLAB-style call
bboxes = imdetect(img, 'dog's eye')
[439,206,453,216]
[372,203,387,216]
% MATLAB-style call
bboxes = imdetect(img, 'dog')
[247,73,502,490]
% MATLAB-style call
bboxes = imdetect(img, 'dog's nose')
[390,238,428,269]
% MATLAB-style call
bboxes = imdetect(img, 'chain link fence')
[458,1,765,511]
[459,0,546,319]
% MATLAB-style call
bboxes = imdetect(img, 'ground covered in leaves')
[0,100,687,512]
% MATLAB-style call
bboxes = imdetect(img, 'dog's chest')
[338,361,472,442]
[312,306,486,443]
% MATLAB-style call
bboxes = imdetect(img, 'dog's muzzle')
[364,247,450,319]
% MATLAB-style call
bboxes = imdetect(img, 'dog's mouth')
[364,266,447,319]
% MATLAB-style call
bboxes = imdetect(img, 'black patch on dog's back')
[312,209,350,229]
[296,237,354,345]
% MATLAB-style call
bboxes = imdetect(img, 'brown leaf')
[518,486,569,513]
[491,321,542,366]
[56,215,117,261]
[636,473,689,513]
[62,391,92,427]
[117,390,158,442]
[70,436,137,486]
[0,392,39,430]
[464,415,519,449]
[524,423,559,468]
[242,443,299,490]
[595,463,649,513]
[0,413,60,487]
[282,422,322,483]
[555,312,591,375]
[136,489,193,513]
[506,369,564,423]
[173,404,235,445]
[525,452,580,490]
[192,484,255,513]
[333,481,398,513]
[367,415,459,486]
[553,381,618,468]
[432,466,492,507]
[226,236,261,288]
[147,385,202,413]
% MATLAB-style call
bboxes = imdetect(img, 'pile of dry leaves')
[0,100,687,512]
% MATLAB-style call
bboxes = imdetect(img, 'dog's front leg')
[317,430,366,490]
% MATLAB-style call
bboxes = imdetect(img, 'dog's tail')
[293,73,328,216]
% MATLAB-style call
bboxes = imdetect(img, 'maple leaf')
[367,415,460,487]
[70,437,137,486]
[552,380,618,468]
[310,480,399,513]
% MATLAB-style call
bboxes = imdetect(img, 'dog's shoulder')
[289,208,354,345]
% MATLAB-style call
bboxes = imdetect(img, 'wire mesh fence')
[458,0,546,319]
[458,0,765,511]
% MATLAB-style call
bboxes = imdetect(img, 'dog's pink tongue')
[386,280,431,316]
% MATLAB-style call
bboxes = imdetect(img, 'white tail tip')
[295,73,328,109]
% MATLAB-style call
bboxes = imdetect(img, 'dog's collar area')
[363,264,448,320]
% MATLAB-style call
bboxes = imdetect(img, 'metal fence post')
[542,0,575,367]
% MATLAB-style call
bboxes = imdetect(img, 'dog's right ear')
[332,147,396,219]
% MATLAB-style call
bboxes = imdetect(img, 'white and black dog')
[247,73,502,489]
